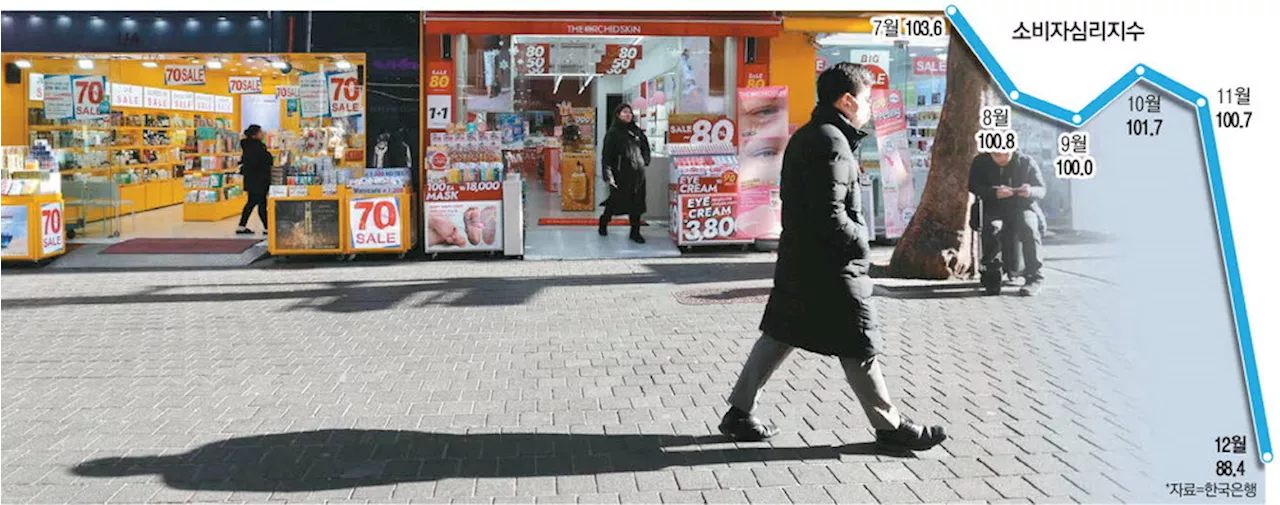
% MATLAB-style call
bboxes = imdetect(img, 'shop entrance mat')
[100,238,263,255]
[537,217,649,226]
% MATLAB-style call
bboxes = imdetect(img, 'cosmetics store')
[421,12,784,260]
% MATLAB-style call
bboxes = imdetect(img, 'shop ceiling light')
[271,61,288,69]
[207,60,223,69]
[14,60,32,69]
[335,60,352,70]
[142,61,158,68]
[77,59,94,70]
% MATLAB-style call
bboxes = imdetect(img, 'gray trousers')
[728,333,902,431]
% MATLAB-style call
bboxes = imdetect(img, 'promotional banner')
[560,153,595,212]
[516,43,551,75]
[740,64,769,89]
[736,86,789,240]
[424,159,504,252]
[144,87,171,109]
[299,72,329,118]
[327,71,364,118]
[71,75,109,120]
[670,150,745,245]
[40,202,64,256]
[348,196,403,250]
[1,205,29,258]
[164,65,206,86]
[871,88,915,239]
[228,76,262,94]
[42,75,73,120]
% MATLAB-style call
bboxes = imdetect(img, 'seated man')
[968,150,1047,296]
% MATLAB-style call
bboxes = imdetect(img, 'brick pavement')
[1,252,1147,504]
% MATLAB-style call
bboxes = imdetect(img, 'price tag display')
[327,71,364,118]
[349,196,403,249]
[193,93,216,112]
[71,75,109,120]
[427,95,453,130]
[517,44,551,75]
[596,45,643,76]
[40,202,65,255]
[680,194,741,243]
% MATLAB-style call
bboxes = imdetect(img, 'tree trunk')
[887,26,996,279]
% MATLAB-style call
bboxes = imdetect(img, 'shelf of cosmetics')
[27,109,235,130]
[19,146,242,174]
[1,143,63,196]
[270,164,412,196]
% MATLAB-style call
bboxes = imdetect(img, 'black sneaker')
[876,416,947,452]
[718,407,779,442]
[1019,276,1044,297]
[981,271,1002,296]
[630,231,646,244]
[235,227,254,235]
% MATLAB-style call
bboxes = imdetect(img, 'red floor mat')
[100,238,262,255]
[537,218,649,226]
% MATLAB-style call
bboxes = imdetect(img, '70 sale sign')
[328,71,364,118]
[71,75,109,120]
[349,196,402,249]
[40,202,65,255]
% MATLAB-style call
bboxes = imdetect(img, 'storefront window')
[454,34,730,158]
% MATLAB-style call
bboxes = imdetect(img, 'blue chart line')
[945,5,1272,464]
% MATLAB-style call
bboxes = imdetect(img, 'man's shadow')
[72,429,892,492]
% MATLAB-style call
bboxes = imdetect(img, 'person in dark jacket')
[236,125,273,235]
[719,63,946,452]
[599,104,651,244]
[968,150,1047,296]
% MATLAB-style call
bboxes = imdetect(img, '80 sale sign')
[348,196,402,249]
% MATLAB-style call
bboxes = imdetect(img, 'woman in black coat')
[599,104,651,243]
[236,125,274,235]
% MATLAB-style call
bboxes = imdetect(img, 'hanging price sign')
[193,93,216,112]
[299,71,329,118]
[349,196,403,249]
[426,62,453,94]
[596,44,643,75]
[275,85,299,100]
[171,90,195,111]
[164,65,206,86]
[228,76,263,94]
[144,87,172,109]
[517,43,552,75]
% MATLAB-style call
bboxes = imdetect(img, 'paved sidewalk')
[1,251,1143,504]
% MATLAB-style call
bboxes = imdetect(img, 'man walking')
[969,150,1047,296]
[718,63,946,452]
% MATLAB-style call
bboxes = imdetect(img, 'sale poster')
[299,71,329,118]
[1,205,30,258]
[275,85,299,100]
[70,75,110,120]
[40,202,64,256]
[560,153,595,212]
[736,86,789,240]
[424,171,504,252]
[848,49,891,90]
[871,88,915,239]
[348,196,403,250]
[668,115,736,146]
[327,71,364,118]
[42,75,73,120]
[29,73,45,101]
[164,65,206,86]
[228,76,263,94]
[516,43,551,75]
[171,90,195,111]
[144,87,172,109]
[274,200,342,250]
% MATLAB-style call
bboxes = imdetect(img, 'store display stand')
[667,142,752,251]
[2,145,67,264]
